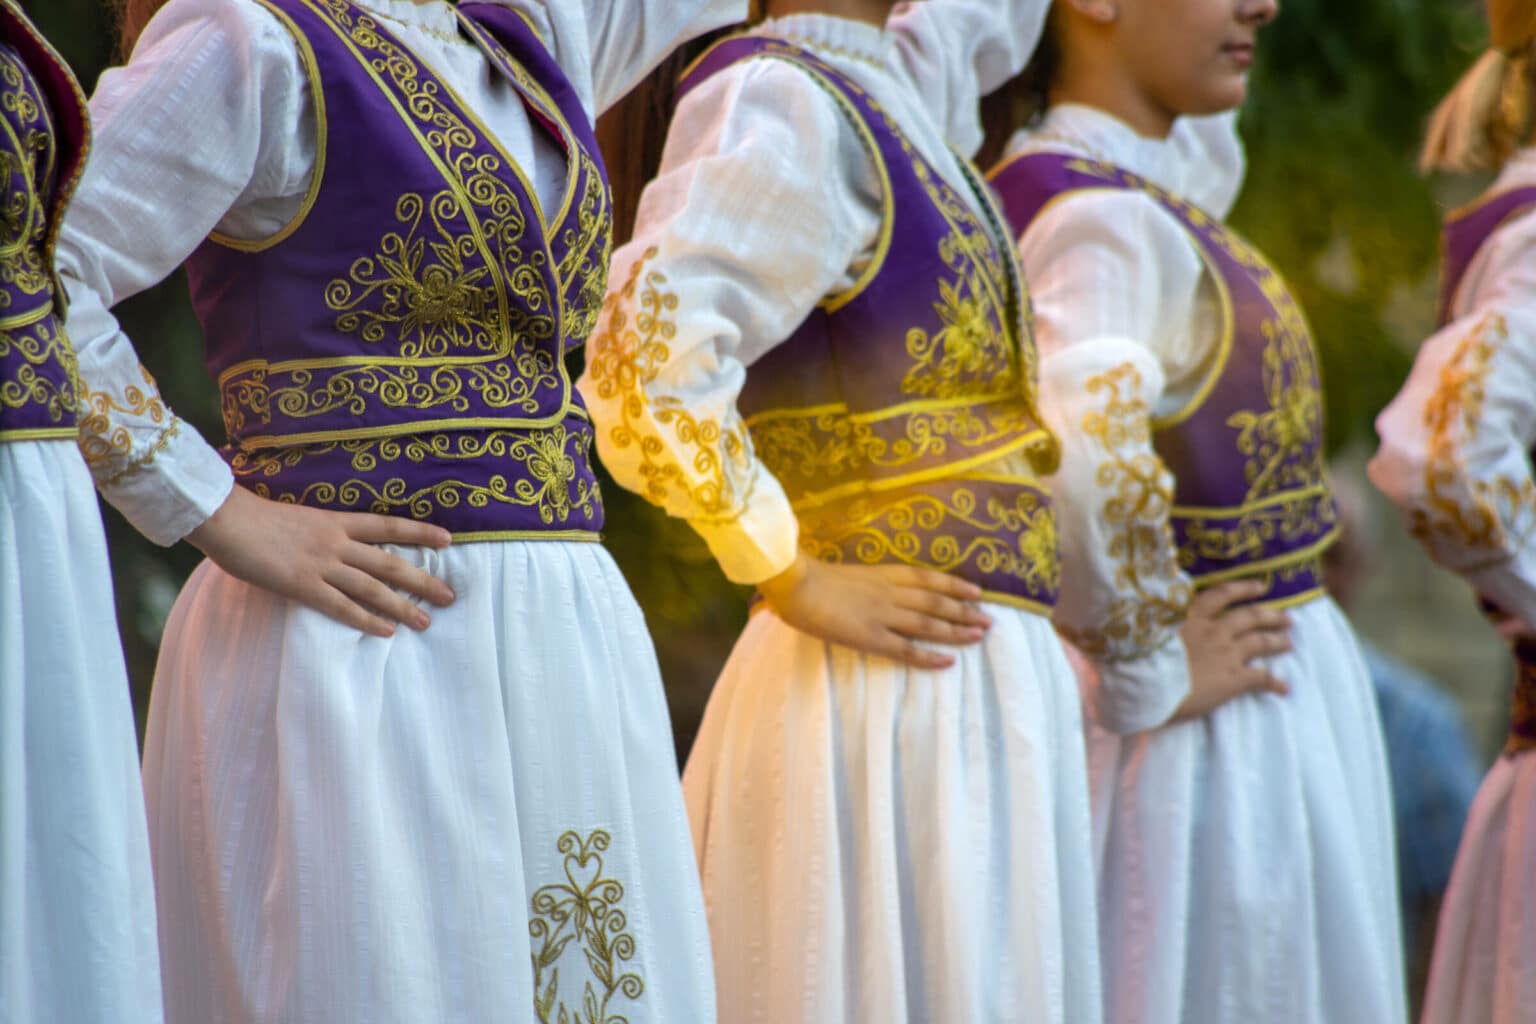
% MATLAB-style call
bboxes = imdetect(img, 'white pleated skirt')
[142,539,713,1023]
[683,604,1102,1024]
[0,439,164,1024]
[1083,595,1406,1024]
[1420,750,1536,1024]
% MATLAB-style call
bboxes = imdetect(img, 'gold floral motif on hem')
[585,247,753,524]
[529,829,644,1024]
[1064,362,1192,660]
[1412,312,1536,567]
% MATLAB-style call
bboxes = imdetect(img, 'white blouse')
[1006,104,1249,733]
[1371,148,1536,631]
[576,4,1050,586]
[55,0,744,546]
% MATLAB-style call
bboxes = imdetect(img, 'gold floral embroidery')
[327,189,523,359]
[556,147,613,345]
[798,482,1060,600]
[584,247,752,523]
[76,363,174,476]
[1062,362,1192,658]
[529,830,643,1024]
[234,423,599,525]
[1412,312,1536,565]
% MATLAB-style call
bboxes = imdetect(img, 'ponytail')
[1421,41,1536,174]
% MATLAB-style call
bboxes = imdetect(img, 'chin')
[1185,79,1248,118]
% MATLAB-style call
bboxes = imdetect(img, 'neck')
[1052,55,1176,139]
[766,0,892,29]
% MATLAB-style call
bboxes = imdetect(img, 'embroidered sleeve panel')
[1052,359,1193,661]
[1411,312,1536,572]
[584,246,755,523]
[76,356,179,485]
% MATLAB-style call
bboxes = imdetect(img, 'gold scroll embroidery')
[584,247,752,523]
[1413,312,1536,564]
[1061,362,1192,658]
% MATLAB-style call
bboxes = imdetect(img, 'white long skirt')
[142,540,713,1023]
[1084,595,1406,1024]
[683,605,1102,1023]
[1421,750,1536,1023]
[0,439,164,1023]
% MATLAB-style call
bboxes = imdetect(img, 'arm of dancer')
[56,0,453,636]
[483,0,748,118]
[1370,213,1536,633]
[888,0,1052,155]
[578,59,990,668]
[1021,188,1290,732]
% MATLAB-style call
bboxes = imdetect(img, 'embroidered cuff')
[689,470,801,585]
[94,421,235,546]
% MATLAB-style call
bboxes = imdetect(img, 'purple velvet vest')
[1444,193,1536,755]
[184,0,610,538]
[677,38,1061,612]
[1439,186,1536,327]
[992,152,1339,608]
[0,2,90,443]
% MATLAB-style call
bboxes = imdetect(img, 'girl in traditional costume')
[1371,2,1536,1018]
[986,1,1406,1021]
[0,2,164,1019]
[57,0,743,1019]
[579,1,1110,1019]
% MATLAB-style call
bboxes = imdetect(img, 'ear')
[1060,0,1120,23]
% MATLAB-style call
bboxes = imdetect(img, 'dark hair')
[977,11,1061,169]
[599,2,766,245]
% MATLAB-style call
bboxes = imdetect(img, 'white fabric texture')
[55,0,741,545]
[577,6,1050,585]
[144,543,711,1023]
[580,10,1103,1022]
[1371,148,1536,1024]
[57,0,746,1019]
[1010,105,1406,1023]
[0,439,164,1023]
[1371,148,1536,632]
[1420,756,1536,1024]
[685,607,1099,1024]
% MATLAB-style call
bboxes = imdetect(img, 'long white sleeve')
[56,0,308,545]
[1371,204,1536,629]
[1024,187,1209,733]
[579,58,878,585]
[886,0,1050,156]
[497,0,747,116]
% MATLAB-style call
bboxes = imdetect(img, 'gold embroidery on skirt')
[529,829,643,1024]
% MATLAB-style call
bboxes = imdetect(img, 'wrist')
[759,551,811,608]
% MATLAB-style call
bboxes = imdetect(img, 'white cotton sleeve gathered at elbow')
[56,0,317,545]
[1022,188,1215,733]
[578,59,878,586]
[1371,213,1536,629]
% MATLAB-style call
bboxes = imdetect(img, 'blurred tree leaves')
[1234,0,1485,453]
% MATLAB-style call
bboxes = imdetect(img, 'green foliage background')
[23,0,1486,757]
